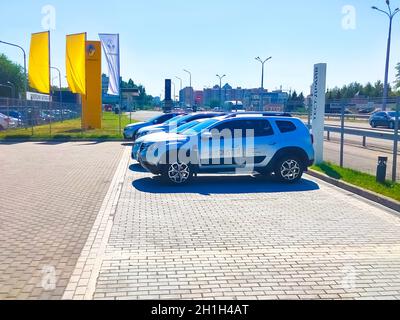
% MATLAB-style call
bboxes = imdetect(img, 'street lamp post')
[372,1,400,111]
[0,40,27,99]
[255,56,272,111]
[0,84,13,118]
[0,40,29,131]
[183,69,193,111]
[175,76,183,106]
[6,81,15,99]
[216,74,226,109]
[172,81,176,104]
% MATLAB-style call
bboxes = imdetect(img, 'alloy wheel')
[167,162,191,184]
[280,159,301,181]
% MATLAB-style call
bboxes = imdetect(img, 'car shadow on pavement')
[129,163,149,173]
[132,175,320,195]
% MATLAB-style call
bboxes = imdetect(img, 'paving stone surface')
[0,141,124,299]
[67,156,400,300]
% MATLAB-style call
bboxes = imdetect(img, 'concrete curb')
[307,169,400,213]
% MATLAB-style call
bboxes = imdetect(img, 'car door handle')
[268,142,277,146]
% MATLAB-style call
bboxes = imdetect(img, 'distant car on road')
[369,111,399,129]
[123,113,183,140]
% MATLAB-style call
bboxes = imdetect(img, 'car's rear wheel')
[161,162,193,185]
[371,121,377,128]
[274,156,304,183]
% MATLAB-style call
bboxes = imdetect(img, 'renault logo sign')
[87,44,96,57]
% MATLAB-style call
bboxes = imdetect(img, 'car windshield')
[163,115,185,125]
[170,121,199,134]
[183,119,219,135]
[388,112,398,117]
[148,114,164,123]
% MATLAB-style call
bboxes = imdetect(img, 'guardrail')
[324,125,396,147]
[294,113,370,121]
[307,123,397,145]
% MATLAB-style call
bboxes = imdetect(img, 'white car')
[0,113,18,130]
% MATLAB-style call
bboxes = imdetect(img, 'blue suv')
[137,113,315,184]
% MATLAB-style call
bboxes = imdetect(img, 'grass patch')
[0,112,135,140]
[312,162,400,202]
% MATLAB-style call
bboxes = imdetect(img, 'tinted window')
[213,120,274,137]
[276,121,297,133]
[375,112,385,117]
[184,119,219,135]
[153,114,173,124]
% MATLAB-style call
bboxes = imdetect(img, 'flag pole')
[48,30,52,137]
[118,34,122,136]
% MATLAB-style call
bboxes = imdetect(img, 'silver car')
[137,114,315,184]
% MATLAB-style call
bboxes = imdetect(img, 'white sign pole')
[311,63,327,165]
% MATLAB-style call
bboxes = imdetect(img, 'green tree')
[0,53,25,98]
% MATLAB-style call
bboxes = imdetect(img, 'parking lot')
[1,142,400,300]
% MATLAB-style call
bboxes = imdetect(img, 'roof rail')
[226,112,292,118]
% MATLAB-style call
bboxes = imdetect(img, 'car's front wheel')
[161,162,193,185]
[389,121,395,129]
[274,156,304,183]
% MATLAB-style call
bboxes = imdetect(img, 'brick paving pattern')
[0,141,124,299]
[80,159,400,300]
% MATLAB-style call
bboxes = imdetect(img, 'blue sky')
[1,0,400,97]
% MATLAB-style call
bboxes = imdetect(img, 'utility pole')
[372,1,400,111]
[255,56,272,111]
[183,69,193,111]
[216,74,226,109]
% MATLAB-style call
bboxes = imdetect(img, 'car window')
[170,121,199,134]
[276,120,297,133]
[184,119,219,135]
[153,114,172,124]
[375,112,384,117]
[213,119,274,137]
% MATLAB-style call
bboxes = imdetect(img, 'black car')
[369,111,399,129]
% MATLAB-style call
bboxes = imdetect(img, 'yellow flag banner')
[28,31,50,94]
[66,33,86,95]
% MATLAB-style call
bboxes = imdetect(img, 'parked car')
[123,113,184,140]
[132,118,216,160]
[369,111,400,129]
[137,113,314,185]
[135,112,224,140]
[0,112,18,130]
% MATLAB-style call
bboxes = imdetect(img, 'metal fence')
[0,97,130,137]
[0,97,82,136]
[303,97,400,183]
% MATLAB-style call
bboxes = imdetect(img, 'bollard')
[376,156,388,183]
